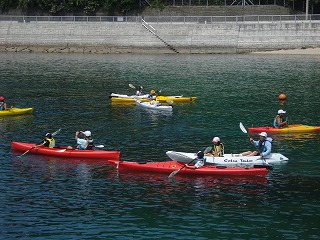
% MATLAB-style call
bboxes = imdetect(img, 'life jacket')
[273,115,284,128]
[257,138,272,154]
[0,101,5,110]
[213,143,224,157]
[44,137,55,148]
[86,139,94,150]
[195,157,206,167]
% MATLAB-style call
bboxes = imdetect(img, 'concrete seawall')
[1,19,320,54]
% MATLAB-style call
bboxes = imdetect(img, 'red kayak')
[108,160,269,177]
[12,141,120,160]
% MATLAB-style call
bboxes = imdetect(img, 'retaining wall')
[1,19,320,54]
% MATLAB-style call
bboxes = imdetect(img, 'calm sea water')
[1,52,320,239]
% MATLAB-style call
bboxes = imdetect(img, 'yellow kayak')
[110,93,196,103]
[0,107,33,116]
[156,96,197,102]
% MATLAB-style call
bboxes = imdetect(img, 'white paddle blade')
[239,122,248,134]
[204,146,212,154]
[129,84,136,89]
[52,128,61,136]
[168,170,179,179]
[95,145,104,148]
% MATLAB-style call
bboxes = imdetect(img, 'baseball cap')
[259,132,267,138]
[83,131,91,137]
[278,109,286,114]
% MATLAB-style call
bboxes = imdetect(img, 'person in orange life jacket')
[37,133,55,148]
[206,137,224,157]
[148,89,156,99]
[273,109,288,128]
[136,86,143,96]
[75,131,94,150]
[185,151,206,169]
[241,132,272,158]
[0,96,8,110]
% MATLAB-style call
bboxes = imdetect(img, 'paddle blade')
[129,84,136,89]
[95,145,104,148]
[52,128,61,136]
[168,170,179,179]
[239,122,248,134]
[204,146,212,154]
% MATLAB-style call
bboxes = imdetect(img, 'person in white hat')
[273,109,288,128]
[206,137,224,157]
[241,132,272,157]
[75,130,94,150]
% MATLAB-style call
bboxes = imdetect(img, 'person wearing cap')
[37,133,55,148]
[0,96,8,110]
[136,86,143,96]
[241,132,272,158]
[273,109,288,128]
[185,151,206,169]
[206,137,224,157]
[75,131,94,150]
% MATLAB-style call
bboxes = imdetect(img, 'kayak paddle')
[129,84,136,89]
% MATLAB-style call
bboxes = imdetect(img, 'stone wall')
[1,19,319,54]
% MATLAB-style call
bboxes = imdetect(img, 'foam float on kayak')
[108,160,270,177]
[248,124,320,133]
[166,151,288,165]
[12,141,120,159]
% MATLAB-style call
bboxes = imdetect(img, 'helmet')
[278,109,286,114]
[0,96,4,101]
[150,90,155,94]
[45,133,52,138]
[212,137,220,143]
[197,151,204,159]
[139,86,143,90]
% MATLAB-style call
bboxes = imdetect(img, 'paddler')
[273,109,288,128]
[241,132,272,158]
[136,86,143,96]
[206,137,224,157]
[37,133,56,148]
[0,96,8,110]
[185,151,206,169]
[75,131,94,150]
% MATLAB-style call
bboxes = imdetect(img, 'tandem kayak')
[248,124,320,133]
[166,151,289,166]
[12,141,120,159]
[109,93,196,103]
[135,99,173,112]
[108,160,270,177]
[0,107,33,116]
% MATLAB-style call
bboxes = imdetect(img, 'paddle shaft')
[168,158,196,178]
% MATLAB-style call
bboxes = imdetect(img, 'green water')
[0,52,320,239]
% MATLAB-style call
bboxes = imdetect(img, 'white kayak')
[110,93,150,99]
[135,99,173,112]
[166,151,289,166]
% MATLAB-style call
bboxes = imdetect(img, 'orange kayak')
[248,124,320,133]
